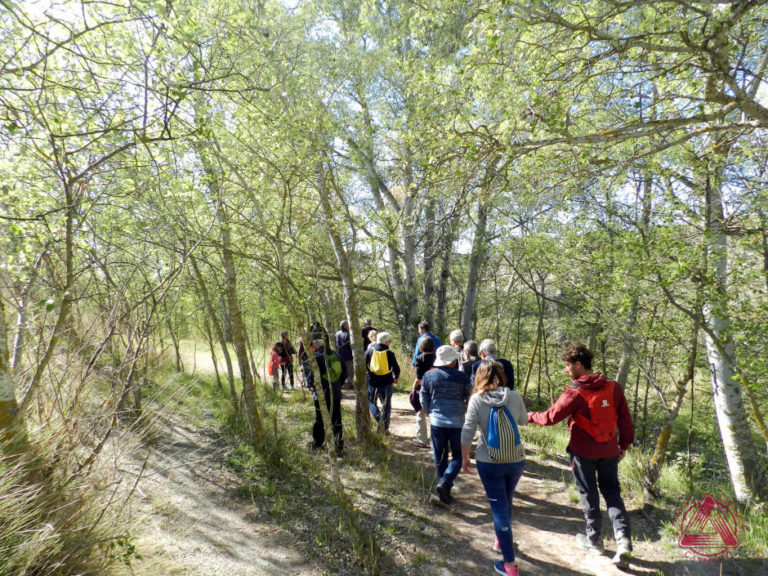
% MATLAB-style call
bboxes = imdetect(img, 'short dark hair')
[419,337,435,353]
[561,344,593,370]
[418,320,430,332]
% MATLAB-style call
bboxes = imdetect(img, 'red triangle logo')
[679,495,739,557]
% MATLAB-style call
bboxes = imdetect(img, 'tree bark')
[434,226,456,338]
[316,163,373,441]
[219,206,263,444]
[19,181,76,415]
[11,248,46,376]
[645,318,699,495]
[190,255,238,409]
[0,295,26,445]
[699,137,765,503]
[422,196,436,324]
[460,197,488,341]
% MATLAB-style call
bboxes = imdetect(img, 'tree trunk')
[190,255,238,409]
[316,164,373,441]
[167,317,183,372]
[11,248,46,376]
[460,197,488,341]
[422,196,436,324]
[220,207,263,444]
[700,138,765,503]
[0,295,26,445]
[194,120,263,443]
[19,181,76,415]
[434,228,455,338]
[202,316,223,390]
[645,318,699,495]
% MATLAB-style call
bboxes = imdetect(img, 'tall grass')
[0,435,139,575]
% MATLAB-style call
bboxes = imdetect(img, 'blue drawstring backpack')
[487,405,524,462]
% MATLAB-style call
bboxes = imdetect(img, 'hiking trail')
[128,361,756,575]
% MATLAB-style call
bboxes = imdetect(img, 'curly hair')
[561,344,593,370]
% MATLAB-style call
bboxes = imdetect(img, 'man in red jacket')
[527,344,634,568]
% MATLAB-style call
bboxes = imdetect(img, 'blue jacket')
[420,366,471,428]
[412,332,442,365]
[471,356,515,390]
[335,328,353,361]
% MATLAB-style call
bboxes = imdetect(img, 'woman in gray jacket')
[461,360,527,576]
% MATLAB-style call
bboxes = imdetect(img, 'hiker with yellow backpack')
[365,332,400,434]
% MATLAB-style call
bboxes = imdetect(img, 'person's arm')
[391,351,400,383]
[461,444,473,474]
[420,377,431,414]
[615,384,635,458]
[527,388,579,426]
[510,392,527,426]
[461,396,478,473]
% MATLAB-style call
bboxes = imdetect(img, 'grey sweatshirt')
[461,387,527,463]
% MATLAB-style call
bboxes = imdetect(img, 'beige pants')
[416,410,429,444]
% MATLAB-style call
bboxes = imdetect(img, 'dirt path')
[373,388,733,576]
[129,343,756,575]
[128,412,320,576]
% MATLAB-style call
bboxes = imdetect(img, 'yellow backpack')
[369,349,390,376]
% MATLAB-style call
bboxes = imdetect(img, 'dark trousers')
[430,426,463,489]
[312,380,343,452]
[569,451,631,546]
[281,362,294,388]
[342,359,354,388]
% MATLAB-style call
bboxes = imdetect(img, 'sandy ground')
[126,412,320,576]
[127,345,763,575]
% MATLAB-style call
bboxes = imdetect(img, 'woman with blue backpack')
[461,360,527,576]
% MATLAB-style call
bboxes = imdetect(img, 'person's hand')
[462,457,473,474]
[393,378,399,387]
[618,448,627,462]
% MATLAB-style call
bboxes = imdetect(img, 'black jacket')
[471,356,515,390]
[364,343,401,388]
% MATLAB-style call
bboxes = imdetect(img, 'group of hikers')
[270,320,635,576]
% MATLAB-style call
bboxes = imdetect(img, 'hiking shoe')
[575,533,603,553]
[612,537,632,568]
[435,482,452,504]
[429,493,447,507]
[493,560,519,576]
[493,536,501,552]
[411,439,429,449]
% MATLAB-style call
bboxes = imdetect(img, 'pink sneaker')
[493,561,519,576]
[493,537,501,552]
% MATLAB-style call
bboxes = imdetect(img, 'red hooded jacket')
[527,373,634,459]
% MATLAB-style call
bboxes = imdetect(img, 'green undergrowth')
[162,365,458,575]
[520,402,768,560]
